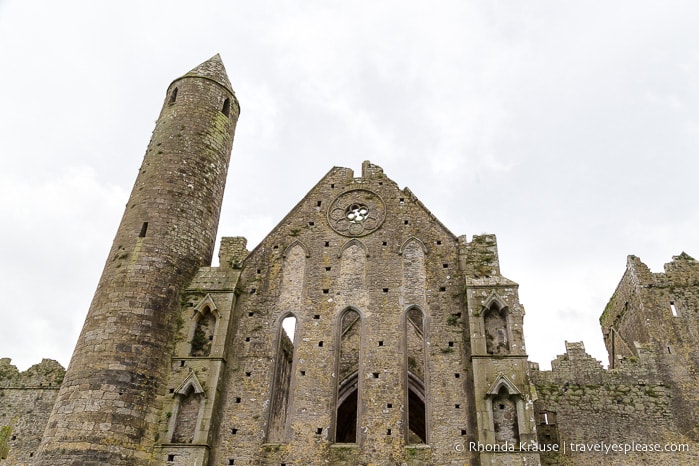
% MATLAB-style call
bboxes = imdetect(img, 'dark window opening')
[336,381,358,443]
[139,222,148,238]
[222,98,231,116]
[169,87,178,105]
[336,309,361,443]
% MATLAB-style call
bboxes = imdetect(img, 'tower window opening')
[139,222,148,238]
[222,98,231,116]
[168,87,178,105]
[670,301,678,317]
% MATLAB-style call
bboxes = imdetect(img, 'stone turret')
[35,55,239,465]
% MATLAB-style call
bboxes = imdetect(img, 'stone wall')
[532,342,698,465]
[0,359,64,465]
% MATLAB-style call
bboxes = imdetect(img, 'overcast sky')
[1,1,698,371]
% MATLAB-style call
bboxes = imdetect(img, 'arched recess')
[189,295,220,357]
[283,240,310,259]
[486,375,524,444]
[169,372,206,444]
[405,306,427,444]
[337,238,369,258]
[483,296,510,355]
[266,313,298,443]
[399,236,428,256]
[335,308,362,443]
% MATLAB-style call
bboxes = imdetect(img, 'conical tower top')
[181,53,234,94]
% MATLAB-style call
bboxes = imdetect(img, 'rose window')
[328,189,386,237]
[346,204,369,223]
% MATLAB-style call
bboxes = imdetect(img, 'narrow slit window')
[168,87,178,105]
[139,222,148,238]
[222,98,231,116]
[335,309,361,443]
[670,301,678,317]
[406,307,427,444]
[267,315,297,442]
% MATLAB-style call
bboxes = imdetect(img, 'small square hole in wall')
[318,341,324,347]
[382,241,387,246]
[316,427,323,435]
[455,373,461,378]
[308,221,314,226]
[209,335,214,341]
[228,460,235,465]
[313,314,321,320]
[325,266,331,271]
[443,263,449,268]
[455,404,460,409]
[317,201,322,207]
[436,240,442,245]
[461,429,467,436]
[273,245,278,249]
[372,372,380,378]
[448,341,454,347]
[245,372,251,377]
[250,289,256,295]
[167,454,175,462]
[245,337,250,342]
[439,287,446,292]
[378,341,384,346]
[387,403,392,408]
[387,429,392,435]
[257,269,261,274]
[231,428,238,435]
[331,183,335,188]
[248,312,254,317]
[180,360,185,367]
[399,198,405,205]
[404,220,409,225]
[322,289,329,294]
[383,288,389,293]
[235,397,241,403]
[378,182,383,186]
[300,370,306,376]
[169,388,174,394]
[324,241,330,247]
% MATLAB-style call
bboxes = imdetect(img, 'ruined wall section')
[600,253,699,439]
[212,162,474,466]
[531,341,698,465]
[0,359,64,465]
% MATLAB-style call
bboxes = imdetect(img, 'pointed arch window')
[405,307,427,444]
[335,308,361,443]
[169,373,206,444]
[484,301,509,355]
[486,375,524,445]
[190,306,216,357]
[267,314,297,443]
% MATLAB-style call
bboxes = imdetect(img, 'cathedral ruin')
[1,55,697,465]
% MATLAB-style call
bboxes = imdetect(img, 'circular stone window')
[328,189,386,236]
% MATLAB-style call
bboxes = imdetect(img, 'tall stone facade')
[1,56,697,465]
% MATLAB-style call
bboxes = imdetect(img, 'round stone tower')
[36,55,239,465]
